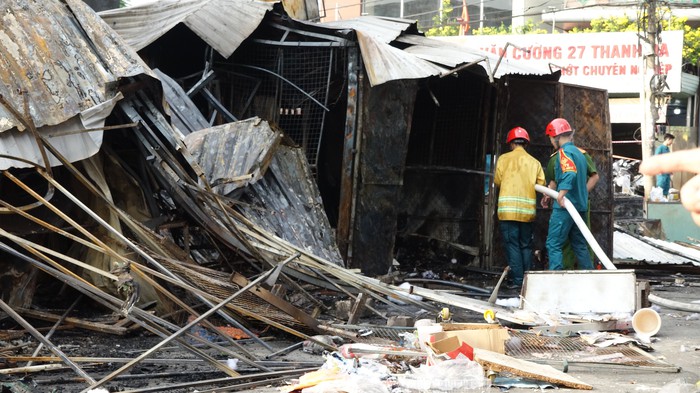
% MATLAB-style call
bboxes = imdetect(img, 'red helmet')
[506,126,530,143]
[545,118,572,137]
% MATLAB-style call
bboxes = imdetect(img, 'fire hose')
[535,184,616,270]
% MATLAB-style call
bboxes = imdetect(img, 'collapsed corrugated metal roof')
[613,231,700,267]
[0,0,153,169]
[320,16,555,86]
[322,16,419,43]
[154,69,211,135]
[184,118,343,265]
[184,117,280,195]
[354,31,446,86]
[398,35,553,79]
[98,0,275,58]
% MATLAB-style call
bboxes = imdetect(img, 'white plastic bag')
[398,358,490,392]
[649,186,666,202]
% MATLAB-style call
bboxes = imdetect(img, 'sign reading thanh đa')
[441,31,683,94]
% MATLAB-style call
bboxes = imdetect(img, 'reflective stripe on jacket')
[494,146,545,222]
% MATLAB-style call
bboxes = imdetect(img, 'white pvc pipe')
[535,184,616,270]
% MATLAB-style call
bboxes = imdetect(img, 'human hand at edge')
[640,148,700,226]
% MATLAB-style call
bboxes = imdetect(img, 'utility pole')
[480,0,484,29]
[547,6,557,33]
[640,0,659,201]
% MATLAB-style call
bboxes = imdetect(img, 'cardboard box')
[428,335,474,360]
[430,325,510,354]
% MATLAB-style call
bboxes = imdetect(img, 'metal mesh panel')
[561,84,613,257]
[396,75,488,262]
[507,331,678,370]
[220,44,346,172]
[157,258,308,330]
[406,77,485,168]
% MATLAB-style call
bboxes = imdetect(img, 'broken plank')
[0,363,75,375]
[347,292,369,325]
[15,308,127,335]
[473,348,593,390]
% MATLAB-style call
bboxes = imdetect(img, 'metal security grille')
[407,77,485,168]
[507,331,678,371]
[220,44,347,174]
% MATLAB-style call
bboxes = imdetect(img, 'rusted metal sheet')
[0,0,155,171]
[280,0,319,21]
[336,47,360,261]
[98,0,274,58]
[561,83,613,260]
[184,118,342,265]
[0,0,150,133]
[184,117,281,195]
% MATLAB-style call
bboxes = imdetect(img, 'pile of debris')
[0,1,694,392]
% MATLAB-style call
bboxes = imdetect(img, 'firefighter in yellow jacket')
[494,127,546,288]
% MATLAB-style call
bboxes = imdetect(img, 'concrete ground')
[10,272,695,392]
[554,281,700,393]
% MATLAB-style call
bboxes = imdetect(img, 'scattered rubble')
[0,1,699,393]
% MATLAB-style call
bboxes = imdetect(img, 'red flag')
[458,0,469,35]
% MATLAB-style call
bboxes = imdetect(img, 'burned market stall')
[100,1,614,277]
[0,0,631,391]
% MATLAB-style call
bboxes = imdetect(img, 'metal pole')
[26,295,82,367]
[641,0,658,201]
[82,255,299,392]
[36,170,270,351]
[480,0,484,29]
[0,299,96,385]
[0,241,241,380]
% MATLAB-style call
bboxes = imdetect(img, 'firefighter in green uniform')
[542,139,599,269]
[543,118,594,271]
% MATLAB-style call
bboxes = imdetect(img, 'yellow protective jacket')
[494,146,545,222]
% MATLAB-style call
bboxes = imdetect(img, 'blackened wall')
[349,78,418,276]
